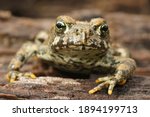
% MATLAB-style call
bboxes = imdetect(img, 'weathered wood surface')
[0,11,150,99]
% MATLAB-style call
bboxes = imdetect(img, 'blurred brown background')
[0,0,150,99]
[0,0,149,18]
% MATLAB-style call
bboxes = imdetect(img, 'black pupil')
[101,24,108,31]
[56,21,65,29]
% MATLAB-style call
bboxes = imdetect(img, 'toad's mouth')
[52,44,107,51]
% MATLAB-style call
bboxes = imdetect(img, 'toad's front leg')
[89,58,136,95]
[6,42,38,82]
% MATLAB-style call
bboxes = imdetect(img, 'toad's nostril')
[75,29,80,35]
[75,29,79,32]
[89,29,93,36]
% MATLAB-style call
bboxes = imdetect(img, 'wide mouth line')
[53,44,100,50]
[61,44,99,48]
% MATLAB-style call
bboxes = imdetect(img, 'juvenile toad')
[7,16,136,95]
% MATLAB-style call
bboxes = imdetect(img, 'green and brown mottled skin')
[6,16,136,95]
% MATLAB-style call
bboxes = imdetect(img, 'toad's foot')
[88,76,127,95]
[6,71,36,83]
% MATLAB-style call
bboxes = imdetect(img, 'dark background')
[0,0,149,18]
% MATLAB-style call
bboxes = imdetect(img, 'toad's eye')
[56,21,66,32]
[100,24,108,32]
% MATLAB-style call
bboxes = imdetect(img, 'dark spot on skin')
[57,54,64,60]
[51,54,56,58]
[75,29,79,33]
[89,29,93,36]
[17,55,25,62]
[79,58,83,61]
[86,59,92,63]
